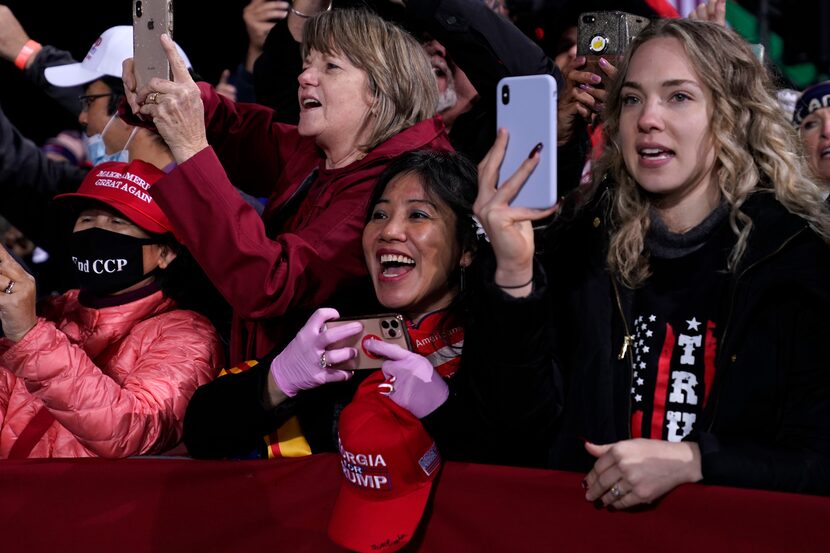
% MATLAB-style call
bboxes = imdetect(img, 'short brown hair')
[302,9,438,151]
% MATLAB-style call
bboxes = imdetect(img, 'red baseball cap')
[55,160,174,235]
[328,386,441,553]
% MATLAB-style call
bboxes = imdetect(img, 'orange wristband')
[14,39,42,70]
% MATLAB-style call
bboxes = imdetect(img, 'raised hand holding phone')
[576,11,648,88]
[474,129,556,296]
[125,33,208,163]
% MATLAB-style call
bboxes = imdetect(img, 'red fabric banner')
[1,454,827,552]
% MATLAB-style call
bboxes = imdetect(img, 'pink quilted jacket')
[0,289,223,458]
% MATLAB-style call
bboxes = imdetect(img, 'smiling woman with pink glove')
[183,150,508,460]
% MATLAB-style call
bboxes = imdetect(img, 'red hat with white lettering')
[55,160,173,235]
[328,380,441,553]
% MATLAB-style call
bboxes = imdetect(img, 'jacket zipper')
[611,277,634,438]
[705,227,806,431]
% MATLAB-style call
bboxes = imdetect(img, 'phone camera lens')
[390,319,399,328]
[388,329,398,337]
[501,85,510,105]
[381,320,389,329]
[582,15,596,24]
[135,0,142,17]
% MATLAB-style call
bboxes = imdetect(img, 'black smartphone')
[324,314,412,370]
[577,11,650,87]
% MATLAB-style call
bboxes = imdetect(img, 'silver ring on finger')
[3,280,15,294]
[609,482,624,499]
[378,376,396,395]
[377,382,395,396]
[319,352,332,368]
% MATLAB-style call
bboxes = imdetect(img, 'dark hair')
[366,150,480,256]
[155,241,230,330]
[99,75,126,115]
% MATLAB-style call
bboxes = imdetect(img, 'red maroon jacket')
[152,83,453,363]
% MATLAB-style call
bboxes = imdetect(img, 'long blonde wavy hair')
[595,19,830,288]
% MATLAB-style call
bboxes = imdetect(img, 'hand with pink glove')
[363,339,449,419]
[270,308,362,398]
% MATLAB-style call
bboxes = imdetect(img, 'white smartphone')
[133,0,174,90]
[496,74,558,208]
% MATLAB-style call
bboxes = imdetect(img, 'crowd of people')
[1,0,829,550]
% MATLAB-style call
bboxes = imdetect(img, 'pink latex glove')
[363,339,450,418]
[270,308,362,397]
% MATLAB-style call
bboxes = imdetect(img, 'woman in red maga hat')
[0,159,223,458]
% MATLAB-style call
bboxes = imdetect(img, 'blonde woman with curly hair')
[469,18,830,507]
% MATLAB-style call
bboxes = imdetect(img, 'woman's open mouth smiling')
[379,253,415,279]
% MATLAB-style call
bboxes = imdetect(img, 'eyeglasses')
[79,93,114,112]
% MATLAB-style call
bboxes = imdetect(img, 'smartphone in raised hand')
[133,0,174,89]
[496,74,558,209]
[577,11,650,88]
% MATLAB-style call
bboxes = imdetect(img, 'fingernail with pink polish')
[590,74,602,84]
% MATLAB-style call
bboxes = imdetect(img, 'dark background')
[0,0,826,146]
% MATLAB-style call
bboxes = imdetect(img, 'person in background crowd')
[552,26,577,72]
[216,0,289,103]
[468,18,830,506]
[123,6,451,365]
[793,81,830,193]
[0,160,222,458]
[182,150,489,460]
[252,0,566,165]
[42,130,87,167]
[0,15,203,253]
[41,25,193,170]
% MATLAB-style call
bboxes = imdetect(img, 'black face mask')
[69,228,161,295]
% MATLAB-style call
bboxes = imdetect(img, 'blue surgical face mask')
[86,114,138,166]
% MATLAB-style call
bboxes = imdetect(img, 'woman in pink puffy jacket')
[0,159,223,458]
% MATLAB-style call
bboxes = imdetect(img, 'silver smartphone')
[133,0,174,89]
[324,314,412,370]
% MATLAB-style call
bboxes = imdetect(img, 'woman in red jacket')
[0,160,223,458]
[123,8,451,364]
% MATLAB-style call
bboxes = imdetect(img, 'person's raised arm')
[124,34,209,164]
[404,0,555,99]
[688,0,727,26]
[474,128,554,296]
[286,0,331,42]
[457,131,562,447]
[244,0,288,72]
[0,4,38,71]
